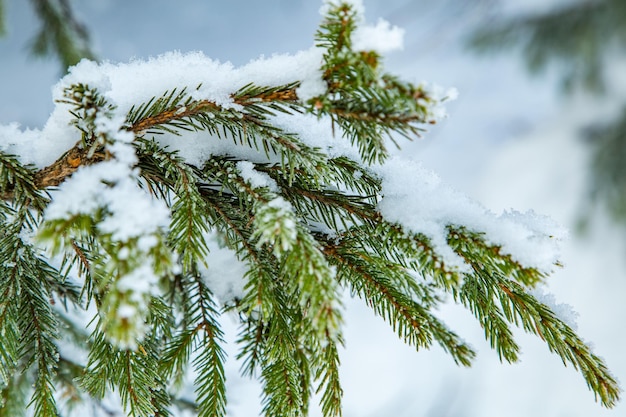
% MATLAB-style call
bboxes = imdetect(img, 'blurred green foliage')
[469,0,626,224]
[0,0,6,36]
[470,0,626,92]
[587,107,626,221]
[0,0,95,71]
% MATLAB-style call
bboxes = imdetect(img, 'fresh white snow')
[2,0,567,348]
[2,0,624,416]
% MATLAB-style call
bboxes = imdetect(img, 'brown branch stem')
[3,86,300,202]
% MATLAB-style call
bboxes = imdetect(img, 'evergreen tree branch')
[448,227,548,287]
[135,140,211,269]
[128,83,300,134]
[365,220,461,290]
[1,83,315,201]
[80,331,115,401]
[117,349,159,417]
[0,216,62,417]
[324,241,475,366]
[0,91,109,203]
[0,0,5,37]
[454,273,521,363]
[189,276,227,417]
[161,328,195,391]
[82,329,171,417]
[236,316,266,379]
[69,239,92,283]
[161,272,227,417]
[28,0,95,69]
[495,278,621,408]
[266,167,378,232]
[313,4,443,164]
[314,339,343,417]
[34,145,108,189]
[202,158,343,343]
[0,263,20,392]
[259,306,308,417]
[198,188,261,265]
[0,1,620,414]
[236,269,311,417]
[456,261,621,406]
[19,267,60,417]
[0,152,49,214]
[468,0,626,91]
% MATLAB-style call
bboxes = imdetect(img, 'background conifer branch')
[28,0,95,69]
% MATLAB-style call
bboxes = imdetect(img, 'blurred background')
[1,0,624,416]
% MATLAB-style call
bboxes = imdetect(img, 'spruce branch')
[0,1,621,416]
[81,328,172,417]
[116,347,163,417]
[3,82,311,199]
[161,328,195,392]
[267,168,378,231]
[315,340,343,417]
[0,152,49,215]
[0,84,113,204]
[189,279,227,417]
[236,273,310,417]
[1,64,429,201]
[456,264,621,407]
[0,0,5,37]
[135,139,212,269]
[0,272,19,392]
[18,262,61,417]
[237,316,267,379]
[0,215,64,417]
[128,83,300,135]
[365,220,462,290]
[161,272,227,417]
[34,145,108,189]
[312,4,441,164]
[448,227,549,287]
[455,272,522,363]
[495,278,621,408]
[0,223,23,393]
[259,307,308,417]
[324,241,474,366]
[28,0,95,69]
[202,157,343,341]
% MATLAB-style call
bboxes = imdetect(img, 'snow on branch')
[0,1,620,416]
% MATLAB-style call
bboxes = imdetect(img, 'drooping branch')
[4,69,434,200]
[3,86,301,202]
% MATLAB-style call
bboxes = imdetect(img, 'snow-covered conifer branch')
[0,1,621,416]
